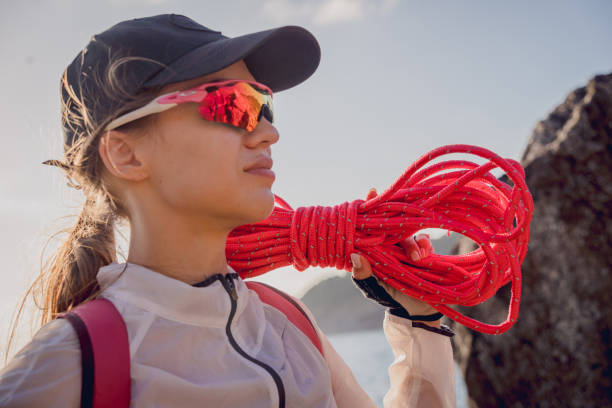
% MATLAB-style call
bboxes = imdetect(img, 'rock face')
[302,274,386,334]
[450,73,612,407]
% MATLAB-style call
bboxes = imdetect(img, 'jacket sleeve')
[292,297,378,408]
[294,297,455,408]
[382,311,456,408]
[0,318,81,408]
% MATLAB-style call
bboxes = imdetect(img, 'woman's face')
[138,60,280,230]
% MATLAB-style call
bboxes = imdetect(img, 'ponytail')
[42,192,117,323]
[4,192,119,361]
[5,53,163,362]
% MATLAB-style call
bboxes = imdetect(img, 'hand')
[351,188,442,325]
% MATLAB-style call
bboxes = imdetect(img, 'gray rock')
[449,73,612,407]
[302,273,386,334]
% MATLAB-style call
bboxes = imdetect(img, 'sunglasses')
[105,79,274,132]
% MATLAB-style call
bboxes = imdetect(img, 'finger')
[366,188,378,200]
[415,233,434,256]
[350,253,373,280]
[399,236,422,261]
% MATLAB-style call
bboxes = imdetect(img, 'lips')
[244,157,273,172]
[244,156,275,181]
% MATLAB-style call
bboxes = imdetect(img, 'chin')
[241,191,276,224]
[253,195,276,222]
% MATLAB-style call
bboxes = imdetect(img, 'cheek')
[148,116,275,224]
[151,128,242,211]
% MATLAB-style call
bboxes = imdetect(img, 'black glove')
[352,275,443,321]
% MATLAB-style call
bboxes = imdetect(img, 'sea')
[327,329,468,407]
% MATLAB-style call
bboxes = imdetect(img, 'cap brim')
[143,25,321,93]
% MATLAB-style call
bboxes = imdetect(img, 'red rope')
[226,144,533,335]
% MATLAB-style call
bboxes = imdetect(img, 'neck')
[126,213,232,286]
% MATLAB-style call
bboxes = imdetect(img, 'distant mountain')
[300,232,459,334]
[430,231,461,255]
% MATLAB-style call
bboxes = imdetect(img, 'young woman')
[0,14,455,407]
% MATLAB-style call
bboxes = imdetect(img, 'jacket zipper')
[219,274,286,408]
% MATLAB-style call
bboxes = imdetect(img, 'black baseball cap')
[56,13,321,152]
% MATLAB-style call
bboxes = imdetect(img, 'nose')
[244,117,279,148]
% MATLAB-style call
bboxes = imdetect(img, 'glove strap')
[411,322,455,337]
[388,307,444,321]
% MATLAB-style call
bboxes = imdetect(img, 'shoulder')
[7,317,80,360]
[245,281,319,326]
[0,318,81,407]
[33,317,80,347]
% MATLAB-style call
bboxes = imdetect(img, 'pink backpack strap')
[59,298,130,408]
[245,281,324,357]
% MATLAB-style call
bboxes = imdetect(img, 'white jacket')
[0,262,455,407]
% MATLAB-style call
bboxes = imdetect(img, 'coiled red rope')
[226,144,533,335]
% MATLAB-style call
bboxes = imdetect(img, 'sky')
[1,0,611,350]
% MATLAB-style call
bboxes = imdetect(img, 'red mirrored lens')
[198,82,273,131]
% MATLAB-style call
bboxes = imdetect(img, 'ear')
[98,130,149,182]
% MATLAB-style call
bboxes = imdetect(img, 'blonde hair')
[6,53,165,360]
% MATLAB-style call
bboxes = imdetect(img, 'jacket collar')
[96,261,249,328]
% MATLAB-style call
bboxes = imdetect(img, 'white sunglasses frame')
[105,79,274,131]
